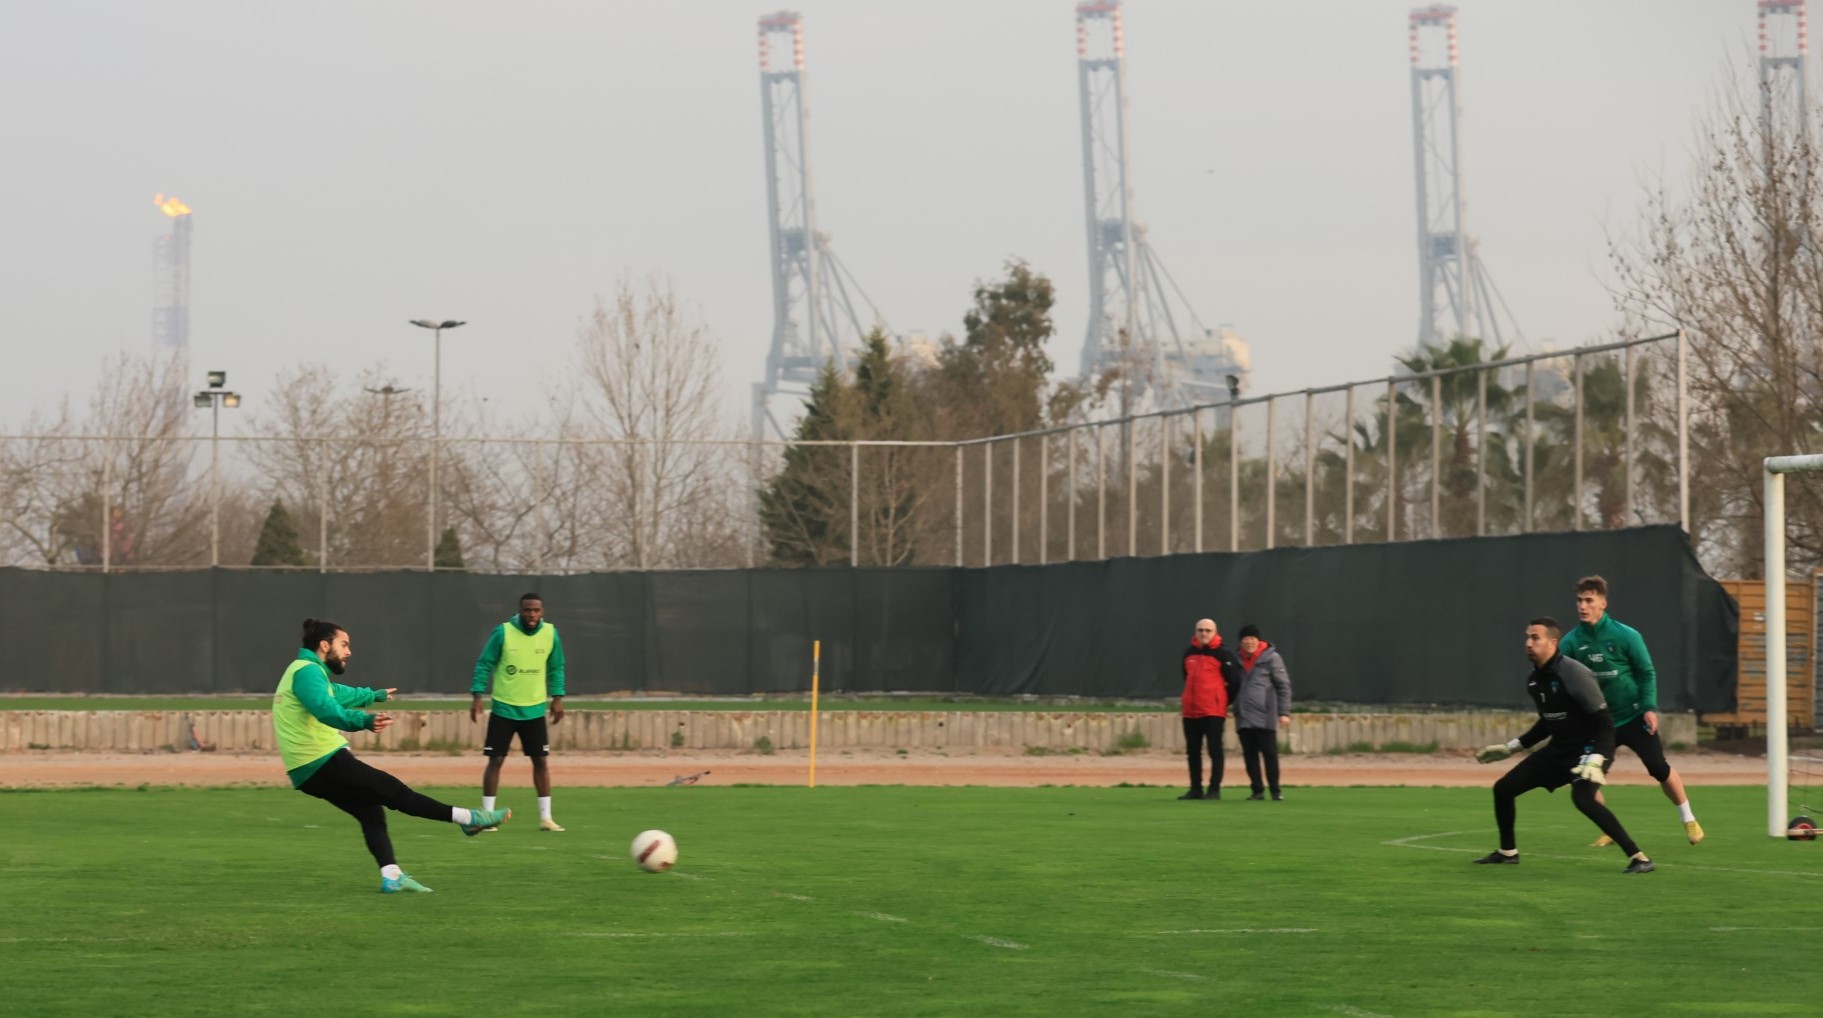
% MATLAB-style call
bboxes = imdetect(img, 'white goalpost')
[1763,454,1823,837]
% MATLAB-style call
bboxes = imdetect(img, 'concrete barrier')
[0,710,1698,754]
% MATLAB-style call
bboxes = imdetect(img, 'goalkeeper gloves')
[1475,738,1524,764]
[1570,753,1607,785]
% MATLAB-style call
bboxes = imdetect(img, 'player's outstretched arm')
[1476,739,1522,764]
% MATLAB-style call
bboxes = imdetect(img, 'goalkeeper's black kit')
[1492,651,1642,856]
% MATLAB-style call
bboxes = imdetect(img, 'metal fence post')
[318,445,329,573]
[1126,418,1138,557]
[1160,414,1171,555]
[1192,407,1204,553]
[1677,329,1689,532]
[748,439,760,569]
[1476,368,1487,536]
[1097,425,1107,560]
[101,454,112,573]
[1430,373,1441,539]
[1067,428,1077,562]
[954,444,964,567]
[1343,385,1355,544]
[850,442,860,566]
[1573,352,1584,531]
[1012,437,1022,565]
[984,440,993,566]
[1524,360,1535,532]
[1265,396,1277,550]
[1039,434,1049,565]
[1385,379,1397,542]
[1304,390,1315,546]
[1624,342,1636,525]
[1230,402,1241,552]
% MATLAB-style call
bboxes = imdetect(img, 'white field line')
[0,935,138,944]
[1326,1005,1396,1018]
[1384,830,1823,877]
[1153,928,1318,935]
[1706,930,1823,941]
[966,935,1028,950]
[1140,970,1204,981]
[773,892,814,901]
[568,931,755,939]
[860,912,908,922]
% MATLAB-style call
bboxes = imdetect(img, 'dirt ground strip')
[0,747,1769,790]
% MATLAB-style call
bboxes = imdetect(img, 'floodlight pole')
[411,320,466,570]
[193,373,240,567]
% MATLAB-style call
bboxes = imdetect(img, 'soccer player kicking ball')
[275,619,511,893]
[1473,616,1654,874]
[1564,575,1703,846]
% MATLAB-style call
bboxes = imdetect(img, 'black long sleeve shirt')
[1515,651,1617,760]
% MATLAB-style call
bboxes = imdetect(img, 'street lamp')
[193,370,242,567]
[409,319,465,570]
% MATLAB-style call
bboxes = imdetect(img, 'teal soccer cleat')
[461,807,512,837]
[381,874,434,893]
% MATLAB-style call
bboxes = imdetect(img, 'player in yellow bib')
[275,618,510,893]
[470,593,567,831]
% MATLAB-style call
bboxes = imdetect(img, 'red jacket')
[1181,636,1239,718]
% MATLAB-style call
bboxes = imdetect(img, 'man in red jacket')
[1180,618,1244,800]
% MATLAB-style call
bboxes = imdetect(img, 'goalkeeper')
[1471,616,1654,874]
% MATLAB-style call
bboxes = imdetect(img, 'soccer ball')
[631,829,678,872]
[1788,816,1818,841]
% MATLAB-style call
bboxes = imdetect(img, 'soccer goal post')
[1764,454,1823,837]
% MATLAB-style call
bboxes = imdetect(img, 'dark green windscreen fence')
[3,525,1735,710]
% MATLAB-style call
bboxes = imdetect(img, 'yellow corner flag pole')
[809,639,821,788]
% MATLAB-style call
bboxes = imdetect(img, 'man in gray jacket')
[1234,624,1293,800]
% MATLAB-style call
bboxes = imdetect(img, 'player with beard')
[273,618,511,893]
[1472,616,1654,873]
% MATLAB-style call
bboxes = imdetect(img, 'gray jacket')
[1233,643,1292,729]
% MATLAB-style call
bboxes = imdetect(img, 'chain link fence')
[0,334,1685,573]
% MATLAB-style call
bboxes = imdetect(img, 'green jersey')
[1562,614,1658,727]
[470,616,567,720]
[272,649,389,787]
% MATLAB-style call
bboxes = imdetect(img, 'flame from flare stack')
[154,193,191,217]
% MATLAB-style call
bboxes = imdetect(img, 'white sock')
[381,864,403,881]
[539,796,553,821]
[1677,801,1696,823]
[482,796,496,812]
[1498,848,1517,857]
[451,807,472,826]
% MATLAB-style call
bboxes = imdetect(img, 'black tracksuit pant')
[297,749,457,868]
[1492,749,1641,856]
[1182,716,1226,794]
[1237,727,1281,796]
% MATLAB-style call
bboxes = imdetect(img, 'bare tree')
[1610,66,1823,576]
[442,388,615,573]
[575,276,744,569]
[242,364,469,569]
[0,353,206,568]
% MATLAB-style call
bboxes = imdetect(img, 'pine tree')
[434,525,467,571]
[250,500,307,567]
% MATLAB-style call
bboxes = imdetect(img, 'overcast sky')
[0,0,1764,437]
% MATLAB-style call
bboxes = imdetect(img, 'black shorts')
[1500,748,1610,794]
[483,714,550,758]
[1614,717,1672,781]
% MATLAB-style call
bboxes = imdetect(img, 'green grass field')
[0,696,1173,713]
[4,785,1819,1017]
